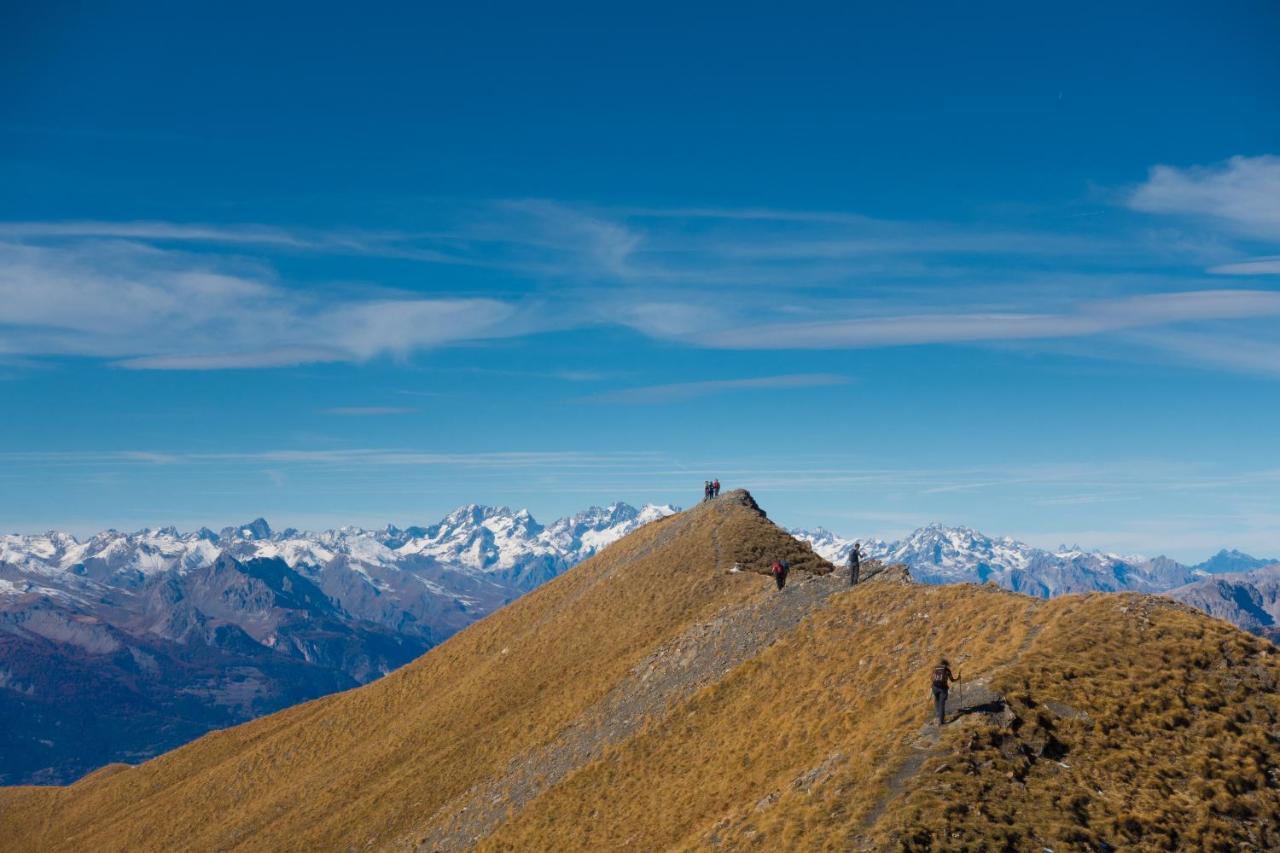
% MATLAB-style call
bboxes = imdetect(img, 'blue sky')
[2,1,1279,559]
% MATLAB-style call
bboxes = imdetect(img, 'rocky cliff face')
[1167,563,1280,641]
[0,552,426,785]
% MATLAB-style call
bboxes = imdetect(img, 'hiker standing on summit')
[713,479,720,497]
[849,541,862,586]
[931,659,959,726]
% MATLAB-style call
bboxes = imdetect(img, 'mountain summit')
[3,491,1278,851]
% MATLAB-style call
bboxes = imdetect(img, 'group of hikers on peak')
[769,541,962,725]
[702,479,721,501]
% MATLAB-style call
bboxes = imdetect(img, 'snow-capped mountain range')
[791,523,1274,599]
[4,501,1274,787]
[1,502,676,599]
[0,501,675,785]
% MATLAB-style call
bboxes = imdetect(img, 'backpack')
[771,561,783,576]
[931,665,950,688]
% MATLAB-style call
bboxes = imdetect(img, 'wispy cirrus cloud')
[0,220,327,248]
[1208,256,1280,276]
[1124,329,1280,377]
[0,219,474,265]
[619,289,1280,350]
[4,154,1279,376]
[0,448,669,469]
[1128,155,1280,239]
[0,239,535,369]
[321,407,417,416]
[588,373,849,403]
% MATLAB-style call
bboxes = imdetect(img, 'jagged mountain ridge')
[1168,563,1280,641]
[3,490,1276,852]
[1,501,676,591]
[793,522,1276,598]
[0,501,676,784]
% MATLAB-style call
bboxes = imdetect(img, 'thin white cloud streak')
[321,407,417,416]
[616,205,886,224]
[588,373,849,403]
[117,350,351,370]
[1128,155,1280,239]
[0,220,474,265]
[0,220,325,247]
[1124,330,1280,377]
[1032,493,1142,507]
[1209,256,1280,276]
[0,449,671,469]
[0,204,1115,291]
[628,290,1280,350]
[708,232,1110,261]
[9,453,1278,496]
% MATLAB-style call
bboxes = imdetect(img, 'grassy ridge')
[0,491,826,852]
[3,490,1277,851]
[482,587,1279,850]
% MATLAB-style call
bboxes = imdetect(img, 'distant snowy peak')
[219,517,273,541]
[0,527,223,580]
[790,523,1264,598]
[400,501,678,574]
[546,502,677,559]
[1,502,680,593]
[792,528,889,565]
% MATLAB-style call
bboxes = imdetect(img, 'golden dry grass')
[483,587,1280,851]
[0,491,826,852]
[481,581,1045,851]
[3,491,1278,851]
[885,594,1280,850]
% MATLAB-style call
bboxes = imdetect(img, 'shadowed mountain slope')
[1169,563,1280,642]
[2,490,1278,851]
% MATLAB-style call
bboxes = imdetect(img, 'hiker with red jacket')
[713,479,721,497]
[771,559,788,590]
[931,658,959,725]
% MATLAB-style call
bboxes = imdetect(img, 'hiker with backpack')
[771,559,789,591]
[931,658,959,726]
[703,481,711,501]
[849,541,862,586]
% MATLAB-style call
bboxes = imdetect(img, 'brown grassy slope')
[6,491,1278,851]
[482,588,1280,851]
[884,595,1280,850]
[0,490,828,853]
